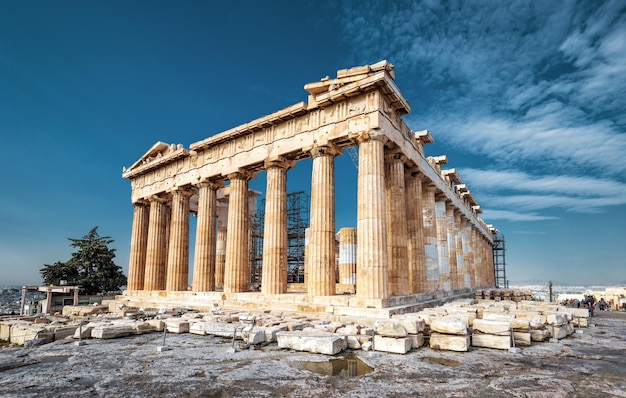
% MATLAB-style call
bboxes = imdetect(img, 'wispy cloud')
[336,0,626,221]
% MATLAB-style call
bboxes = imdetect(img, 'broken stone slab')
[346,335,361,349]
[513,331,531,346]
[146,319,165,332]
[529,317,545,330]
[276,331,347,355]
[335,324,360,336]
[510,318,530,332]
[391,317,426,334]
[240,328,266,345]
[313,322,345,333]
[429,316,468,336]
[91,324,134,339]
[73,325,94,339]
[429,333,470,352]
[164,319,190,334]
[473,319,511,336]
[472,333,511,350]
[10,324,52,346]
[44,325,78,340]
[189,321,207,335]
[546,313,568,326]
[409,333,425,349]
[549,323,575,339]
[530,329,551,342]
[374,320,408,338]
[373,335,412,354]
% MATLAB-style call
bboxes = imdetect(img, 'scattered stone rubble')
[0,289,592,357]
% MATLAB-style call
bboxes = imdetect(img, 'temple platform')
[104,286,476,320]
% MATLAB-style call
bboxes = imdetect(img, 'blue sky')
[1,0,624,287]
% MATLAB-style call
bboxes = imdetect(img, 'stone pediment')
[304,60,410,114]
[123,141,188,178]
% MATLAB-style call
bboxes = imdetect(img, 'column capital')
[148,194,169,204]
[133,198,150,206]
[227,169,255,181]
[168,185,196,197]
[264,156,295,170]
[308,142,341,158]
[196,179,223,190]
[352,129,388,145]
[384,151,407,164]
[405,166,423,179]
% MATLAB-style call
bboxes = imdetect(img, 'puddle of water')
[422,357,461,367]
[292,354,373,378]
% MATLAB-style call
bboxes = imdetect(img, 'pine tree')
[40,227,127,294]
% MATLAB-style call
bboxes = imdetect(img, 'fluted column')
[385,152,409,296]
[466,223,475,289]
[192,181,221,292]
[422,183,439,292]
[435,195,450,291]
[356,131,389,299]
[307,144,339,297]
[224,170,254,293]
[166,188,193,291]
[458,215,470,289]
[446,204,458,290]
[405,170,426,293]
[472,227,482,287]
[127,200,149,290]
[262,158,293,295]
[144,195,169,290]
[338,228,357,285]
[215,223,227,289]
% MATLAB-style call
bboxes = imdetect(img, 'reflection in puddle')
[422,357,461,367]
[293,354,373,378]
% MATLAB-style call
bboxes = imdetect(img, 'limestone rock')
[513,331,531,346]
[373,335,412,354]
[429,316,468,336]
[409,333,425,349]
[472,333,511,350]
[276,331,347,355]
[473,319,511,336]
[530,329,551,342]
[374,320,408,337]
[91,324,134,339]
[429,333,470,352]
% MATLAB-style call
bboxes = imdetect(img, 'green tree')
[40,227,127,294]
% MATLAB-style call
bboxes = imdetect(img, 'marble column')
[307,144,339,297]
[422,183,439,292]
[459,215,471,289]
[192,181,220,292]
[127,200,149,290]
[446,204,458,291]
[166,188,193,291]
[262,158,293,295]
[356,132,389,299]
[338,227,357,285]
[466,223,476,289]
[224,170,254,293]
[405,169,426,293]
[215,223,227,289]
[144,195,169,290]
[435,195,450,291]
[472,227,482,287]
[385,152,409,296]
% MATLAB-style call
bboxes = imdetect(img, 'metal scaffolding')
[493,232,508,288]
[250,191,310,287]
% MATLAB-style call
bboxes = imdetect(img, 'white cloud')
[481,209,558,222]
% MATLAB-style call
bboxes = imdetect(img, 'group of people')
[562,295,613,316]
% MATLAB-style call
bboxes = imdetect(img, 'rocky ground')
[0,311,624,398]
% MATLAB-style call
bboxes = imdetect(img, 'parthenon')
[121,61,496,314]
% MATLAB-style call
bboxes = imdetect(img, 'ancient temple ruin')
[120,61,496,315]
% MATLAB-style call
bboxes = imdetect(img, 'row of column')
[127,129,495,298]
